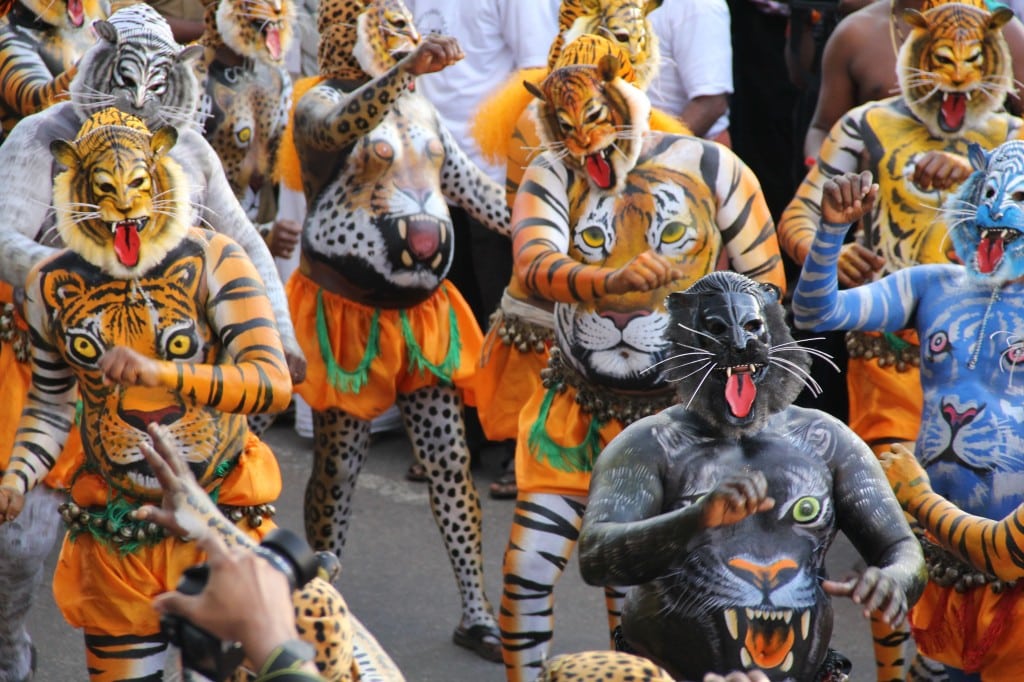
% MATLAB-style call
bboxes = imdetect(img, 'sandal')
[488,469,517,499]
[453,622,503,663]
[405,462,428,483]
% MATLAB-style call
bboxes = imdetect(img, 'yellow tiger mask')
[50,108,189,280]
[899,1,1013,138]
[525,54,648,192]
[214,0,295,64]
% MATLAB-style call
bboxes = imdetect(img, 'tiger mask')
[213,0,296,64]
[19,0,101,29]
[946,140,1024,285]
[51,107,190,280]
[525,54,649,193]
[317,0,420,80]
[663,272,810,438]
[898,1,1013,138]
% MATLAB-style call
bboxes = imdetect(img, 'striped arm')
[0,31,75,124]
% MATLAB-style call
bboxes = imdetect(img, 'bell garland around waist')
[845,330,920,371]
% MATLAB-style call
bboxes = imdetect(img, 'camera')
[161,527,321,681]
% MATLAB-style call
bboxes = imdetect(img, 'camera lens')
[256,527,320,591]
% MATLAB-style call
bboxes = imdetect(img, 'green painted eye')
[580,226,605,249]
[792,496,821,523]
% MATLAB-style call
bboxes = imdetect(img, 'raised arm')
[0,31,77,119]
[791,172,927,334]
[882,444,1024,582]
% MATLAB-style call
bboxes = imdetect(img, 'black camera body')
[161,527,320,681]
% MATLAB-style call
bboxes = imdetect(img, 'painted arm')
[438,122,511,237]
[0,259,77,498]
[779,111,866,266]
[712,144,786,289]
[827,423,926,621]
[791,185,929,335]
[512,156,684,302]
[579,416,774,586]
[882,444,1024,582]
[0,31,76,118]
[100,234,292,414]
[0,113,66,287]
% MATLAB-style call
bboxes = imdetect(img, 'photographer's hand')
[154,532,317,674]
[132,423,256,550]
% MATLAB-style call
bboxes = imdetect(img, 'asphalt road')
[27,419,879,681]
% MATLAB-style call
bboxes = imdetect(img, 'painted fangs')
[780,651,794,673]
[801,610,810,639]
[725,609,739,639]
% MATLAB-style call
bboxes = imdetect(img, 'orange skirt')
[847,357,923,447]
[464,325,550,442]
[287,272,483,420]
[0,282,83,490]
[910,581,1024,677]
[514,385,624,497]
[54,434,281,636]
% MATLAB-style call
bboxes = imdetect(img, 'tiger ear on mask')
[523,79,545,101]
[90,18,117,44]
[50,139,79,171]
[150,126,178,158]
[597,54,621,84]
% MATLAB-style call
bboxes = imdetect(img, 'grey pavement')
[28,419,878,681]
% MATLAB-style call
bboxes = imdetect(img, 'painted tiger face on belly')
[555,164,719,391]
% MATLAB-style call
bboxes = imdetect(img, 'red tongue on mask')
[725,372,756,418]
[941,93,967,130]
[114,222,140,267]
[585,153,613,189]
[265,27,281,60]
[67,0,84,26]
[978,234,1004,274]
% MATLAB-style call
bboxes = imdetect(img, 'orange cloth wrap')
[0,281,83,489]
[910,581,1024,677]
[846,356,923,447]
[54,433,281,636]
[514,384,624,497]
[286,272,483,420]
[463,325,551,442]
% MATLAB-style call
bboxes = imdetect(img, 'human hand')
[699,470,775,529]
[265,219,301,259]
[878,443,931,507]
[606,251,685,295]
[402,34,463,76]
[821,171,877,226]
[153,532,302,669]
[913,151,972,191]
[702,671,771,682]
[284,341,307,385]
[822,566,908,628]
[837,243,886,288]
[99,346,161,387]
[0,486,25,524]
[132,423,220,542]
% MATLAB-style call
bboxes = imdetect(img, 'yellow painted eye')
[580,226,605,249]
[237,127,252,144]
[792,496,821,523]
[661,221,687,244]
[166,331,195,359]
[70,334,99,362]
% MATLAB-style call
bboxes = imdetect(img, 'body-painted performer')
[0,107,312,681]
[575,270,925,682]
[794,151,1024,679]
[287,0,511,662]
[191,0,298,251]
[778,5,1021,675]
[0,0,105,141]
[463,1,688,456]
[0,5,305,680]
[497,54,786,681]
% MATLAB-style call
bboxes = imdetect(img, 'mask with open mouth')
[661,272,809,435]
[216,0,295,65]
[948,141,1024,284]
[898,2,1013,139]
[51,108,190,280]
